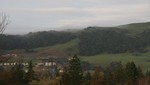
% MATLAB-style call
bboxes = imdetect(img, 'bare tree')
[0,12,10,34]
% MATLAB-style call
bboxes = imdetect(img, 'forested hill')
[0,22,150,56]
[0,31,76,50]
[79,27,150,55]
[78,22,150,55]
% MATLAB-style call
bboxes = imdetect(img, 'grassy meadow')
[81,52,150,72]
[35,38,79,53]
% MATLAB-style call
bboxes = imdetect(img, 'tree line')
[79,27,150,55]
[60,55,150,85]
[0,27,150,56]
[0,55,150,85]
[0,31,76,50]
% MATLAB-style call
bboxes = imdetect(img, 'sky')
[0,0,150,34]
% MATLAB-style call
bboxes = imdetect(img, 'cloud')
[0,0,150,34]
[6,3,148,16]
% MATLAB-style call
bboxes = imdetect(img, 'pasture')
[81,52,150,72]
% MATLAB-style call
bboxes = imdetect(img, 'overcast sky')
[0,0,150,34]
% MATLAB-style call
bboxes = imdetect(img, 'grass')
[118,22,150,35]
[81,52,150,72]
[35,38,79,53]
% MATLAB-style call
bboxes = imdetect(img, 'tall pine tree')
[125,61,138,85]
[62,54,83,85]
[68,54,83,85]
[24,60,36,84]
[113,62,126,85]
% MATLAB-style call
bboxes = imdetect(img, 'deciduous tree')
[0,12,9,34]
[90,66,104,85]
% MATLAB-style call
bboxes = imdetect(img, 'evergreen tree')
[62,55,83,85]
[113,62,126,85]
[125,61,138,85]
[24,61,36,84]
[84,71,91,85]
[145,70,150,77]
[68,54,83,85]
[137,66,143,78]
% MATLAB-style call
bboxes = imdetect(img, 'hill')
[0,31,76,50]
[0,21,150,56]
[35,38,79,54]
[32,22,150,56]
[118,22,150,35]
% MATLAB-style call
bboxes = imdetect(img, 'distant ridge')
[117,22,150,34]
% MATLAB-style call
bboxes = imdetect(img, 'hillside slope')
[33,22,150,56]
[35,38,80,54]
[118,22,150,35]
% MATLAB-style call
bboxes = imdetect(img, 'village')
[0,53,68,76]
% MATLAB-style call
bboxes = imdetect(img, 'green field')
[35,38,79,53]
[118,22,150,35]
[81,52,150,72]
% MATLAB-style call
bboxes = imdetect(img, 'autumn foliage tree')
[61,67,70,85]
[90,66,104,85]
[103,67,114,85]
